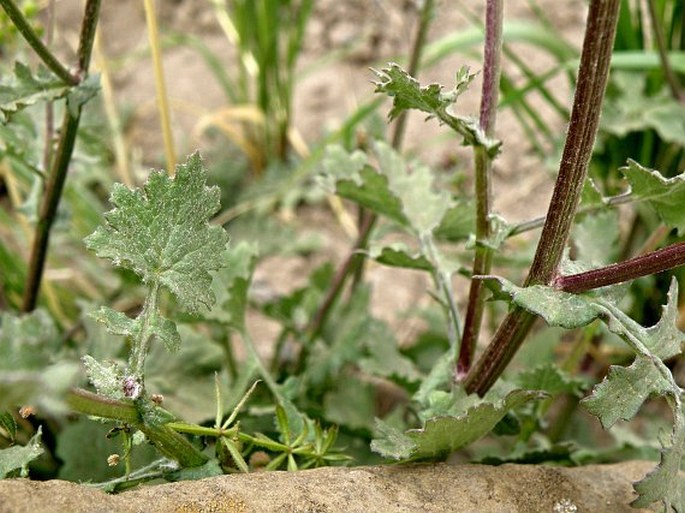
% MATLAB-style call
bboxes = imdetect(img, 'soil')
[0,461,668,513]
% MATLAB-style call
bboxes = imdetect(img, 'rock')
[0,461,665,512]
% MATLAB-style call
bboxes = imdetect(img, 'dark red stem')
[555,241,685,293]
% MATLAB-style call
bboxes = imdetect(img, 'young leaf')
[373,63,501,157]
[0,427,43,478]
[0,63,70,123]
[85,153,230,313]
[621,160,685,235]
[91,305,180,353]
[81,355,125,400]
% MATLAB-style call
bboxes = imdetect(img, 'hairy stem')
[458,0,503,377]
[67,388,208,467]
[129,281,161,383]
[0,0,77,84]
[21,0,102,312]
[465,0,620,396]
[555,240,685,293]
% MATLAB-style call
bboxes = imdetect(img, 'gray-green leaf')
[0,427,43,479]
[622,160,685,235]
[373,63,500,157]
[85,153,230,313]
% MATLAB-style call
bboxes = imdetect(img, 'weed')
[1,0,684,510]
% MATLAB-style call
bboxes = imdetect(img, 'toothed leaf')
[373,63,500,156]
[622,160,685,235]
[0,63,70,123]
[85,153,230,313]
[581,356,672,429]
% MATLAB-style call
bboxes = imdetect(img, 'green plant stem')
[555,240,685,293]
[464,0,620,396]
[67,389,208,467]
[21,0,102,312]
[129,281,160,382]
[22,113,80,312]
[303,0,434,348]
[0,0,78,85]
[509,191,632,236]
[67,388,140,424]
[647,0,684,101]
[458,0,503,377]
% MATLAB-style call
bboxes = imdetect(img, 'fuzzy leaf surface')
[0,63,70,123]
[85,153,229,313]
[622,160,685,235]
[489,275,685,510]
[631,417,685,511]
[373,63,500,157]
[482,276,601,329]
[371,390,544,460]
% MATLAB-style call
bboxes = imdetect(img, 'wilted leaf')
[85,153,230,313]
[622,160,685,235]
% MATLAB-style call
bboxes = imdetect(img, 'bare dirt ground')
[51,1,587,353]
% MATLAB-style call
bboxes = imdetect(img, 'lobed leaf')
[371,390,545,460]
[631,416,685,511]
[373,63,501,157]
[0,63,70,123]
[482,276,601,329]
[581,356,672,429]
[602,72,685,146]
[0,427,43,479]
[85,153,230,313]
[621,160,685,235]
